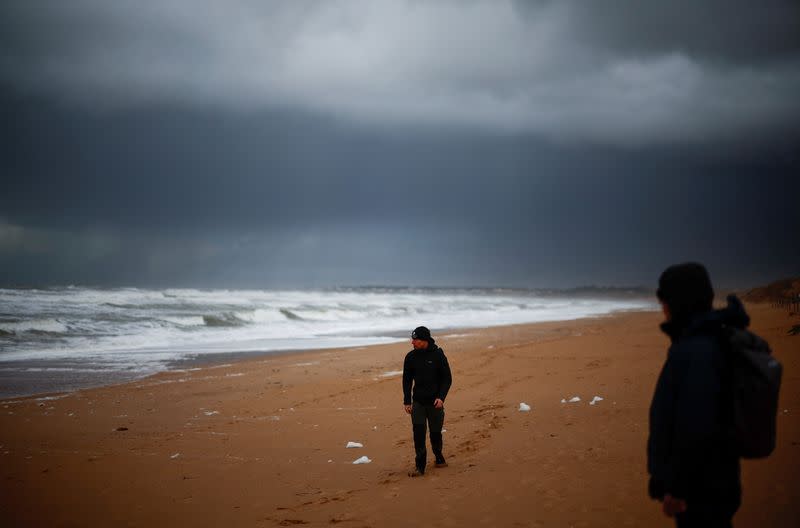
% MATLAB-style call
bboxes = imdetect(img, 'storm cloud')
[2,0,799,145]
[1,1,798,289]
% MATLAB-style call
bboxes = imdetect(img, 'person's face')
[660,301,671,321]
[411,338,428,349]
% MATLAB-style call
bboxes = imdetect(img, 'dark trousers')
[410,401,445,471]
[675,511,733,528]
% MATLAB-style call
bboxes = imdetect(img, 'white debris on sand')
[203,410,220,416]
[35,395,69,402]
[589,396,604,406]
[352,456,372,464]
[346,441,363,448]
[518,402,531,412]
[170,453,181,459]
[379,370,403,378]
[561,396,581,403]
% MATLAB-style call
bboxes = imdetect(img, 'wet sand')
[1,305,798,527]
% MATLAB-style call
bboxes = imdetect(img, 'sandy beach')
[1,304,797,527]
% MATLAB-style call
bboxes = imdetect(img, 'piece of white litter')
[170,453,180,459]
[328,459,333,463]
[568,396,581,403]
[35,395,68,402]
[352,456,371,464]
[519,403,531,412]
[346,441,363,449]
[203,411,219,416]
[589,396,604,406]
[487,345,495,349]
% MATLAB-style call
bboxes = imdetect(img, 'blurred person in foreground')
[403,326,452,477]
[648,262,748,527]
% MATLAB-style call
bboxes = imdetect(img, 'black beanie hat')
[656,262,714,318]
[411,326,433,342]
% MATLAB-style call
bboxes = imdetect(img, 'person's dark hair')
[657,262,714,327]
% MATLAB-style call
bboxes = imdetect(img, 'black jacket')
[403,343,452,405]
[647,297,748,504]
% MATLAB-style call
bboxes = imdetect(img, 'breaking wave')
[0,319,70,336]
[0,286,655,370]
[202,313,249,327]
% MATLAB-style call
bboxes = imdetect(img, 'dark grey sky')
[1,1,799,289]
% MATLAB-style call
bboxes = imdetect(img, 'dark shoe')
[408,468,425,477]
[435,458,448,468]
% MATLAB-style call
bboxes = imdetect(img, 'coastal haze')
[1,0,798,291]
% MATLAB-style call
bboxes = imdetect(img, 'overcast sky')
[1,0,799,289]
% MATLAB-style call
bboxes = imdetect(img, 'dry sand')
[1,305,798,527]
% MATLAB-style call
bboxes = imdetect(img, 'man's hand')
[404,404,412,414]
[662,494,687,517]
[433,398,444,409]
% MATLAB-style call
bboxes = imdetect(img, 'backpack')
[724,326,782,459]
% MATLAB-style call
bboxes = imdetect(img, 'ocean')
[0,286,655,398]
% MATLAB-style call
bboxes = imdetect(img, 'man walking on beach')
[403,326,452,477]
[648,263,745,527]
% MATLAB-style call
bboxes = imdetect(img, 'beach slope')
[1,305,797,527]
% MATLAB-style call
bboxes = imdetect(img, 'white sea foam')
[0,319,69,334]
[1,286,654,396]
